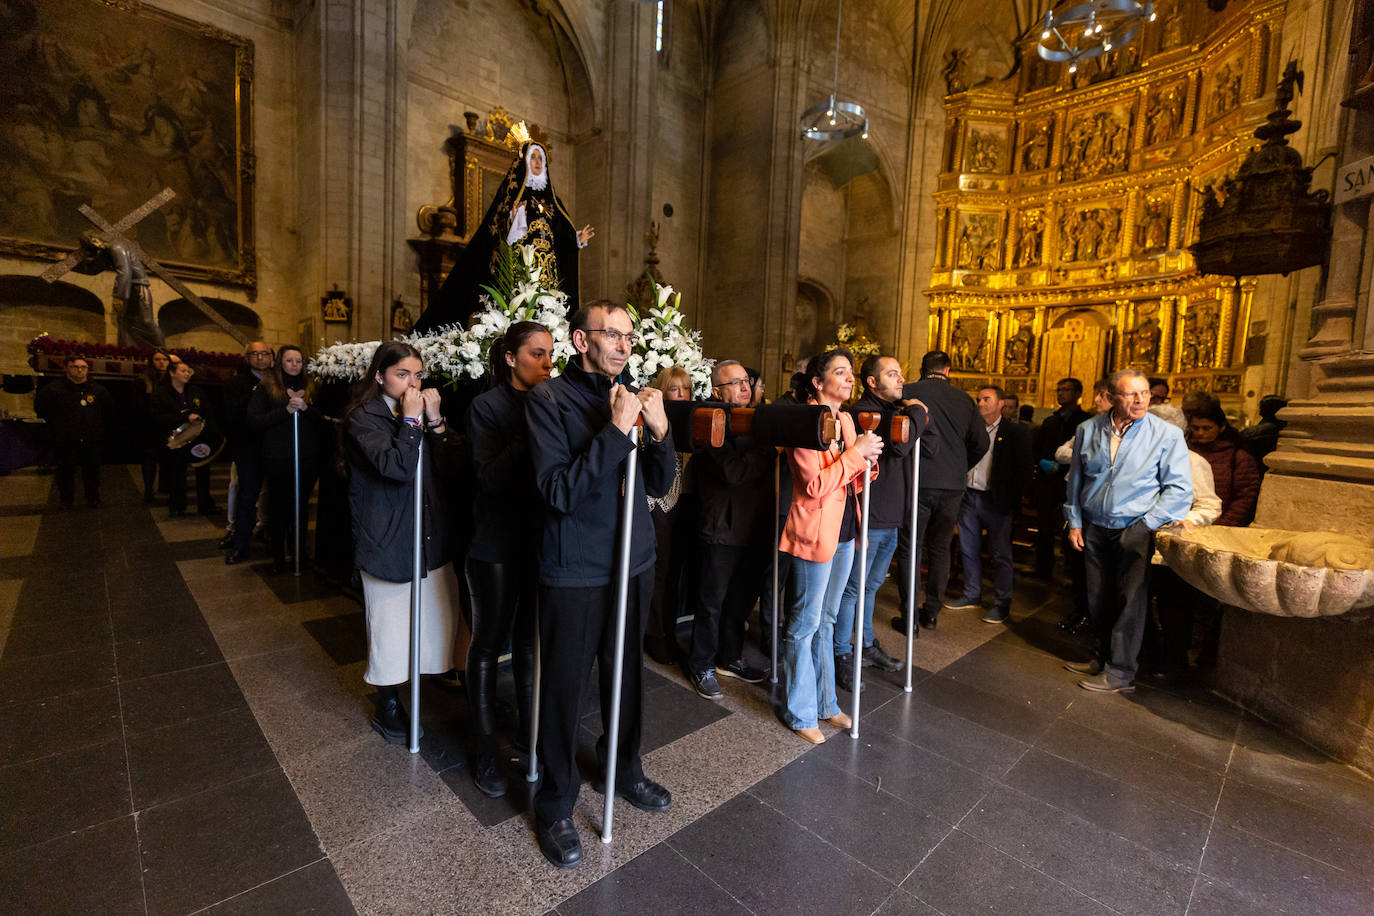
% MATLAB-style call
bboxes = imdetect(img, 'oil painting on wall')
[0,0,256,288]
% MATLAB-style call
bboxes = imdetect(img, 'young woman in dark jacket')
[152,359,218,517]
[464,321,553,797]
[244,345,323,572]
[1187,403,1260,527]
[134,350,171,503]
[344,340,462,744]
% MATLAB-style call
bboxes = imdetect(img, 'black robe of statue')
[415,141,580,332]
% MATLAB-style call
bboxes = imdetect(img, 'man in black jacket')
[835,355,928,691]
[526,300,675,869]
[34,356,112,507]
[222,341,273,561]
[683,360,772,699]
[892,350,988,632]
[944,386,1033,623]
[1032,377,1090,578]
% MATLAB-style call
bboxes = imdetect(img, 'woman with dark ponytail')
[135,349,171,503]
[343,340,462,744]
[464,321,554,796]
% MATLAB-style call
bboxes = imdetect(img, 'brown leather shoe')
[824,712,852,729]
[794,727,826,744]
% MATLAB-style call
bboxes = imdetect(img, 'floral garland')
[307,245,712,395]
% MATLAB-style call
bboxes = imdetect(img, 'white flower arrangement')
[627,278,714,398]
[307,249,712,396]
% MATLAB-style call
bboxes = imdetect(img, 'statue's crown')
[506,121,532,150]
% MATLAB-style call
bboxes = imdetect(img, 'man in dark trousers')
[1032,377,1090,579]
[34,356,112,507]
[683,360,772,700]
[944,386,1033,624]
[891,350,988,632]
[223,341,273,563]
[526,300,676,869]
[835,354,928,691]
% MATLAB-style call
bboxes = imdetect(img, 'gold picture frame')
[0,0,257,293]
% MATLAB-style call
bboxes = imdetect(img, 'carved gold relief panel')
[1058,204,1123,263]
[1061,103,1134,182]
[1003,309,1036,375]
[1205,57,1246,123]
[964,123,1010,174]
[956,212,1003,270]
[1143,79,1191,147]
[949,315,992,372]
[1014,210,1044,267]
[1017,119,1054,173]
[1135,194,1173,255]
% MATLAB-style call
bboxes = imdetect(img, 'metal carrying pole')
[292,411,301,577]
[408,434,425,754]
[851,461,872,738]
[771,452,781,685]
[526,606,541,784]
[601,425,640,844]
[905,439,921,693]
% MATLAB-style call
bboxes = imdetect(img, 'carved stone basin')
[1156,527,1374,618]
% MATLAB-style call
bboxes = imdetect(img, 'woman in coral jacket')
[778,349,884,745]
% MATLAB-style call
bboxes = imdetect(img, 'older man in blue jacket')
[1064,369,1192,693]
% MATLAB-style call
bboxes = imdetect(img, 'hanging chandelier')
[1036,0,1157,74]
[800,0,869,141]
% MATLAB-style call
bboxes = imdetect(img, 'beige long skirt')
[361,561,463,685]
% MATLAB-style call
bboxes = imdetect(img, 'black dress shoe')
[225,549,250,566]
[919,613,938,631]
[537,818,583,869]
[889,616,920,638]
[472,752,508,798]
[614,777,672,812]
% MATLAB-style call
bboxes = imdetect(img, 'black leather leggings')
[464,557,537,755]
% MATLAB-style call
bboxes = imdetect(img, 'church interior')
[2,0,1374,912]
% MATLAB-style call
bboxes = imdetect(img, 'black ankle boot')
[371,693,422,745]
[472,750,509,798]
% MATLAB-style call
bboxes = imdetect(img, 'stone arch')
[157,298,260,352]
[794,277,838,366]
[0,277,107,373]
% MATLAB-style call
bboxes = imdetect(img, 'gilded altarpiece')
[926,0,1279,407]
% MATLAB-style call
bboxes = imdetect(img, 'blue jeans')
[781,540,855,730]
[835,527,900,657]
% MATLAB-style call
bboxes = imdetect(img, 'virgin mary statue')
[415,134,593,331]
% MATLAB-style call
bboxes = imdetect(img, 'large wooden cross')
[40,188,251,347]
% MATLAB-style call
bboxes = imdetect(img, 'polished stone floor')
[2,466,1373,915]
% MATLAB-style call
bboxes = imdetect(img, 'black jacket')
[974,419,1034,515]
[901,375,988,490]
[223,365,264,461]
[34,378,112,443]
[246,377,323,467]
[467,384,542,564]
[345,397,458,582]
[848,391,931,529]
[150,383,214,438]
[526,357,675,588]
[1034,404,1091,464]
[694,434,775,547]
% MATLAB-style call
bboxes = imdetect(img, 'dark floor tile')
[110,600,208,641]
[253,566,339,604]
[1185,875,1276,916]
[1199,824,1374,916]
[0,683,123,766]
[0,737,130,851]
[939,640,1082,715]
[669,794,896,916]
[751,756,949,882]
[911,673,1057,744]
[1001,749,1213,867]
[139,769,324,916]
[862,691,1029,778]
[0,643,117,701]
[0,815,144,915]
[1214,778,1374,876]
[1230,717,1374,824]
[560,841,750,916]
[579,669,730,757]
[1034,718,1224,814]
[959,785,1195,916]
[302,611,367,666]
[438,756,537,827]
[127,705,279,810]
[813,726,992,823]
[114,623,222,680]
[902,828,1113,916]
[1060,687,1239,771]
[873,889,942,915]
[200,858,356,915]
[120,661,249,734]
[990,606,1093,659]
[1,613,112,660]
